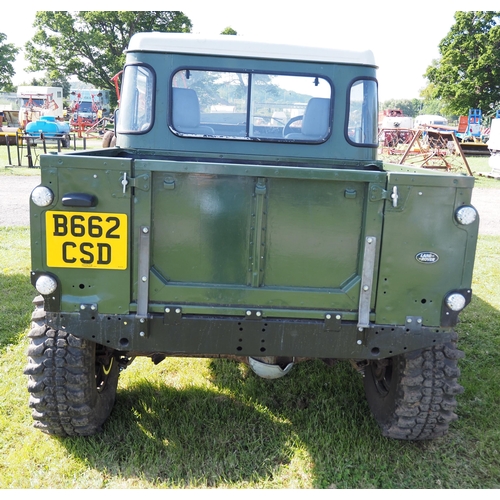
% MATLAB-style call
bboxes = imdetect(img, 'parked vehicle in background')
[379,109,414,147]
[414,114,448,128]
[17,86,64,126]
[17,86,70,147]
[26,33,479,441]
[25,116,71,147]
[69,89,110,129]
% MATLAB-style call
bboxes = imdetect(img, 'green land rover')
[25,33,479,440]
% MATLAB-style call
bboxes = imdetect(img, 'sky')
[1,2,498,102]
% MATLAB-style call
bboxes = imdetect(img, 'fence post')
[16,131,21,166]
[5,134,12,165]
[26,137,33,168]
[41,133,47,154]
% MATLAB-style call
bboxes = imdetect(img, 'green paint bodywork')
[30,46,478,362]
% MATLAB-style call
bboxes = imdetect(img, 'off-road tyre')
[24,296,120,436]
[102,131,115,148]
[363,333,464,440]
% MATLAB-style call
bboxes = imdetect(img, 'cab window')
[171,69,332,142]
[117,65,155,133]
[346,78,378,146]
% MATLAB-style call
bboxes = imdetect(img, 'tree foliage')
[380,98,423,117]
[423,11,500,116]
[24,11,192,104]
[0,32,19,92]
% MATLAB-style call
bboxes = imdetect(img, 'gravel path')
[0,174,498,234]
[469,187,500,236]
[0,175,41,227]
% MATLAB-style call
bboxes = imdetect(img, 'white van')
[414,114,448,128]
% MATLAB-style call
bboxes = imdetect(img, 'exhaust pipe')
[248,356,294,379]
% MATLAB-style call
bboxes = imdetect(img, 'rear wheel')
[363,333,464,440]
[24,296,120,436]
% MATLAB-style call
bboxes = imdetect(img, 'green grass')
[0,226,499,488]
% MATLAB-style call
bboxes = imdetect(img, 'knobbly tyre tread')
[24,296,120,436]
[363,332,464,440]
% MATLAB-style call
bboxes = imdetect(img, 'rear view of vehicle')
[25,33,478,440]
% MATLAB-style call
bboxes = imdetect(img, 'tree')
[0,32,19,92]
[27,73,72,99]
[24,11,192,105]
[380,98,423,117]
[423,11,500,116]
[221,27,238,35]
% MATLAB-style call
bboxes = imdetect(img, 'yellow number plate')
[46,211,128,269]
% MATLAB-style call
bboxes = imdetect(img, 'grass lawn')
[0,224,499,488]
[0,139,498,488]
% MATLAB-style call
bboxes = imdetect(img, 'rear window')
[170,69,332,143]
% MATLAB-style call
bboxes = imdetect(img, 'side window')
[170,69,332,142]
[117,65,154,133]
[346,79,378,146]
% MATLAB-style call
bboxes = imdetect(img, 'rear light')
[445,292,467,312]
[35,275,58,295]
[455,206,477,225]
[31,186,54,207]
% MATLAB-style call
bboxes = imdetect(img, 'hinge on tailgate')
[121,172,151,193]
[369,184,398,207]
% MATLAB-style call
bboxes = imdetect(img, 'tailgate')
[131,160,386,321]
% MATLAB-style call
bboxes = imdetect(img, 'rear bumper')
[45,309,454,360]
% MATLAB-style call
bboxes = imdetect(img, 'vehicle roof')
[415,114,448,122]
[17,85,62,96]
[126,33,376,67]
